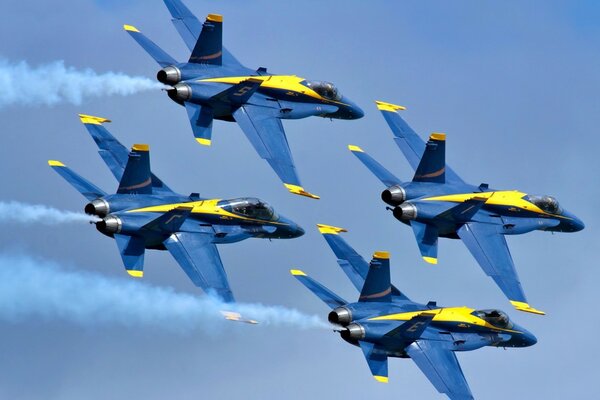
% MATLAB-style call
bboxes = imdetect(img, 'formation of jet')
[124,0,363,199]
[292,225,537,400]
[48,114,304,305]
[348,101,584,314]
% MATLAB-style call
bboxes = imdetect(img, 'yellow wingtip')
[195,138,212,146]
[221,311,259,324]
[374,375,389,383]
[123,24,140,32]
[375,100,406,112]
[48,160,65,167]
[348,144,364,152]
[79,114,111,125]
[316,224,347,235]
[207,14,223,22]
[373,251,390,260]
[423,256,438,265]
[510,301,546,315]
[132,144,149,152]
[127,270,144,278]
[284,184,320,199]
[430,132,446,141]
[290,269,307,276]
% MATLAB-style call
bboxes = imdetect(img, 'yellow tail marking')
[430,132,446,141]
[123,24,140,32]
[48,160,65,167]
[348,144,364,152]
[207,14,223,22]
[127,270,143,278]
[132,144,149,152]
[195,138,212,146]
[373,251,390,260]
[510,301,546,316]
[375,100,406,112]
[423,256,438,265]
[284,184,320,199]
[316,224,347,235]
[374,375,389,383]
[290,269,306,276]
[79,114,111,125]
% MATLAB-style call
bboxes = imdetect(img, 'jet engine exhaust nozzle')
[167,83,192,103]
[393,202,417,221]
[96,214,122,234]
[157,66,181,85]
[84,198,109,217]
[340,323,365,341]
[328,307,352,326]
[382,185,406,206]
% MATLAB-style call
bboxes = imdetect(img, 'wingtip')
[290,269,307,276]
[48,160,65,167]
[207,14,223,22]
[127,270,144,278]
[374,375,389,383]
[373,251,390,260]
[316,224,347,235]
[375,100,406,112]
[429,132,446,141]
[123,24,140,32]
[195,138,212,146]
[221,311,259,324]
[79,114,111,125]
[284,184,320,199]
[348,144,364,153]
[423,256,438,265]
[132,144,149,152]
[510,301,546,315]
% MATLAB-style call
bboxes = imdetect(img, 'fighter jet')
[48,114,304,305]
[292,224,537,400]
[123,0,364,199]
[348,101,584,314]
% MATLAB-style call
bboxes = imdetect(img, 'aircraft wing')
[375,101,464,184]
[457,223,544,315]
[163,231,234,303]
[406,340,474,400]
[232,105,318,199]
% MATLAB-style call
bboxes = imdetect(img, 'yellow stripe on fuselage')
[422,190,566,218]
[125,199,284,225]
[199,75,347,105]
[369,306,520,333]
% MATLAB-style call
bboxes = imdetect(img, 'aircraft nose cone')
[292,224,305,238]
[522,331,538,347]
[572,218,585,232]
[352,105,365,119]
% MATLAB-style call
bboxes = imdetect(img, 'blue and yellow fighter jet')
[123,0,364,199]
[292,225,537,399]
[348,101,584,315]
[48,115,304,305]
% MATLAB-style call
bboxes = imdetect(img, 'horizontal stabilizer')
[124,25,177,67]
[185,102,214,146]
[117,145,152,195]
[411,221,439,264]
[141,206,192,234]
[358,341,389,383]
[48,160,106,201]
[435,197,486,223]
[79,114,173,194]
[413,133,446,183]
[114,233,145,277]
[348,145,401,187]
[290,270,346,309]
[359,252,392,303]
[189,14,223,65]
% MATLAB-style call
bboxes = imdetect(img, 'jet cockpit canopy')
[526,195,562,214]
[473,309,513,329]
[303,80,341,101]
[220,197,278,221]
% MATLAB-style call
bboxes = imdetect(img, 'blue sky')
[0,1,598,398]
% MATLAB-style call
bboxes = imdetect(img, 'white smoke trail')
[0,59,162,108]
[0,253,328,332]
[0,201,94,224]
